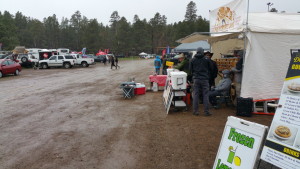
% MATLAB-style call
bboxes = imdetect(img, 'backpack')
[154,60,161,67]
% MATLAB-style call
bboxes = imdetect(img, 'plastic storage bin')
[167,68,175,77]
[170,72,187,90]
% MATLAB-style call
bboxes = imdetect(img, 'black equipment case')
[236,97,253,117]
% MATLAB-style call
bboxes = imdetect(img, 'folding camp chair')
[120,82,136,99]
[122,85,135,99]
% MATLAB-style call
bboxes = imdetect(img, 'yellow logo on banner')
[166,61,174,67]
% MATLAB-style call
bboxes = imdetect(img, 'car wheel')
[81,62,88,67]
[21,57,28,63]
[64,63,71,69]
[14,69,19,76]
[42,63,48,69]
[0,71,2,78]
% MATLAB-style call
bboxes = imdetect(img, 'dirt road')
[0,59,275,169]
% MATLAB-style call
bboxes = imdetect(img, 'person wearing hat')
[204,51,218,90]
[208,69,232,108]
[174,53,190,76]
[189,47,213,116]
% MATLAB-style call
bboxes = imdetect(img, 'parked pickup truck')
[39,55,75,69]
[70,54,95,67]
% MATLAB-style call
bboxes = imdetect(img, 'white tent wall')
[242,32,300,100]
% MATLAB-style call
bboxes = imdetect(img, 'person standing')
[204,51,218,90]
[103,56,107,65]
[231,51,244,105]
[190,47,212,116]
[111,56,115,69]
[115,56,120,69]
[154,55,162,75]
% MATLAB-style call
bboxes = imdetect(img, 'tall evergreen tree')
[184,1,197,22]
[43,14,60,48]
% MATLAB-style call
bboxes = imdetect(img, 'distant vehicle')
[57,48,70,55]
[83,54,95,58]
[94,55,106,62]
[16,53,39,67]
[39,49,57,60]
[69,54,95,67]
[0,59,22,78]
[0,54,9,59]
[26,48,41,59]
[39,55,75,69]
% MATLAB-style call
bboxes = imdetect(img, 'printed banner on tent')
[213,116,268,169]
[209,0,247,35]
[261,49,300,169]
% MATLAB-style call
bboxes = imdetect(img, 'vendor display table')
[149,75,167,87]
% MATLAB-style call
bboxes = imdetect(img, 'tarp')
[173,40,210,53]
[176,32,209,43]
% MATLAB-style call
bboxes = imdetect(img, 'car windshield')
[0,54,7,59]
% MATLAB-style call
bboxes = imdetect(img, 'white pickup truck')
[69,54,95,67]
[39,55,75,69]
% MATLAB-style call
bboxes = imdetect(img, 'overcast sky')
[0,0,299,25]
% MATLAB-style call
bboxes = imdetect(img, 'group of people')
[110,56,119,69]
[155,47,244,116]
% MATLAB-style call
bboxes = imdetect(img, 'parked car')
[0,54,10,59]
[0,59,22,78]
[94,55,106,62]
[16,53,39,67]
[39,55,75,69]
[69,54,95,67]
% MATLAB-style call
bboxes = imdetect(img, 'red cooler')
[134,83,146,95]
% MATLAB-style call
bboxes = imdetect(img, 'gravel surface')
[0,59,278,169]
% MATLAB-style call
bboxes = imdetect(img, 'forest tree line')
[0,1,209,55]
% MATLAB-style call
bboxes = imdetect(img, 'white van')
[26,48,41,59]
[57,48,70,55]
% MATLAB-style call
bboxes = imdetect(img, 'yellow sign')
[166,61,174,67]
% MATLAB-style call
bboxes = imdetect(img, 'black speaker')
[236,97,253,117]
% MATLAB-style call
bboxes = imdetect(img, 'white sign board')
[261,49,300,169]
[213,116,268,169]
[209,0,247,35]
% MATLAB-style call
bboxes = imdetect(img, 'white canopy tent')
[177,12,300,100]
[242,13,300,100]
[139,52,147,56]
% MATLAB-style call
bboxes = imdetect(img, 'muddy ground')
[0,59,277,169]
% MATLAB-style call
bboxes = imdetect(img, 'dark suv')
[94,55,106,62]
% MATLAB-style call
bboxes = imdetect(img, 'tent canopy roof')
[177,12,300,44]
[174,40,210,53]
[139,52,147,55]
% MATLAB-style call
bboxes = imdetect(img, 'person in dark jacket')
[115,57,120,69]
[189,47,213,116]
[111,56,115,69]
[204,51,218,90]
[103,56,107,65]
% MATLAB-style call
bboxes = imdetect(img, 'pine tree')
[184,1,197,22]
